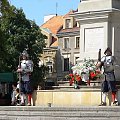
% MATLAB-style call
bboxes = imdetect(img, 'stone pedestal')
[74,0,120,79]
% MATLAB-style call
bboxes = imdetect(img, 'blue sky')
[10,0,80,26]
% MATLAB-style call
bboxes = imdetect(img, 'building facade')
[57,10,80,80]
[40,15,63,83]
[73,0,120,80]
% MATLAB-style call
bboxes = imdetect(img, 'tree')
[0,5,47,87]
[0,0,10,12]
[0,0,12,17]
[0,0,13,71]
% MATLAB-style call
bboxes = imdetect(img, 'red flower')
[90,72,96,79]
[66,73,81,85]
[69,79,74,86]
[72,77,74,81]
[76,74,81,81]
[90,70,101,80]
[69,74,74,77]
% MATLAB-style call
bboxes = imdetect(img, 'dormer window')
[65,19,71,28]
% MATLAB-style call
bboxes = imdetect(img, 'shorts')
[101,80,117,92]
[101,72,117,92]
[20,81,33,94]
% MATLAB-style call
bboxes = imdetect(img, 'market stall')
[0,72,14,105]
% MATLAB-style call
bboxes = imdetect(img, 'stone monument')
[74,0,120,79]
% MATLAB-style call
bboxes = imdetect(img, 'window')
[64,58,69,71]
[77,22,80,27]
[75,57,79,64]
[65,19,71,28]
[46,62,53,73]
[75,37,80,48]
[48,65,53,73]
[64,38,69,49]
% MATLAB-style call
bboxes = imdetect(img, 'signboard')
[84,27,104,52]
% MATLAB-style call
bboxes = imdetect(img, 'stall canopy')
[0,72,14,82]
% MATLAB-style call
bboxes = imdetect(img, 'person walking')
[97,47,118,106]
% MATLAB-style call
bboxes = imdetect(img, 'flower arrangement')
[65,73,81,86]
[71,58,102,81]
[72,58,96,75]
[89,70,102,80]
[65,58,102,87]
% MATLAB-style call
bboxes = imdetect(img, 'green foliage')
[0,4,47,87]
[0,0,13,18]
[65,74,72,80]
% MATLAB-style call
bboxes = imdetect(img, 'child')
[15,88,21,106]
[11,83,17,105]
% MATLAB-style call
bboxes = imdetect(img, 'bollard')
[47,103,52,107]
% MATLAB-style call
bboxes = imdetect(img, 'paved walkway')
[0,106,120,120]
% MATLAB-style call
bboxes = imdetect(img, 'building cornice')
[57,31,80,38]
[71,8,120,22]
[43,47,58,51]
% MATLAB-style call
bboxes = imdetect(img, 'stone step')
[57,80,120,87]
[1,106,120,120]
[1,106,120,111]
[57,80,70,86]
[45,85,101,90]
[0,116,117,120]
[57,80,102,87]
[2,111,120,117]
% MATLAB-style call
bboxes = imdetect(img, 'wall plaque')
[84,27,104,52]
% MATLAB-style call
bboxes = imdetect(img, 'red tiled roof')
[40,16,63,34]
[51,40,58,47]
[58,27,80,33]
[63,9,78,18]
[63,10,74,18]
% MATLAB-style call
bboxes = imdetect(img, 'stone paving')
[0,106,120,120]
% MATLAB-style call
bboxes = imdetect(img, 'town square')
[1,0,120,119]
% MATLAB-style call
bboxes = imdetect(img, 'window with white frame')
[65,19,71,28]
[64,38,69,49]
[75,57,79,64]
[75,37,80,48]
